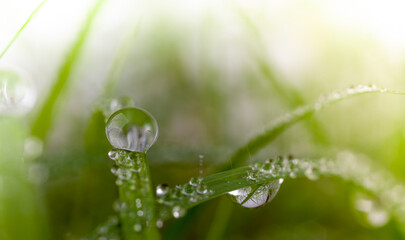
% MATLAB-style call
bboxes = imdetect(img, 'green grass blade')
[31,0,106,140]
[156,153,405,232]
[220,85,405,170]
[204,197,233,240]
[0,0,47,60]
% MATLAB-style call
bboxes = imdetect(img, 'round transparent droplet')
[227,180,281,208]
[0,67,36,115]
[189,177,200,186]
[354,193,390,228]
[108,149,119,160]
[106,108,158,153]
[172,206,186,218]
[304,167,319,181]
[156,220,164,228]
[182,184,196,196]
[196,183,208,195]
[260,160,274,174]
[133,223,142,232]
[156,184,169,197]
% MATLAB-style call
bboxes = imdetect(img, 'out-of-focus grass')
[2,0,405,239]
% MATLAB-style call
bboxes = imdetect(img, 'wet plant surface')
[2,1,405,240]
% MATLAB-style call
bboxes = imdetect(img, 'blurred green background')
[1,0,405,239]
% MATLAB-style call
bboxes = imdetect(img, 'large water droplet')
[106,108,158,153]
[227,180,281,208]
[0,68,36,115]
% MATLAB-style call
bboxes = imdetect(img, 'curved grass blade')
[0,0,47,60]
[220,85,405,171]
[31,0,106,140]
[155,156,329,221]
[156,153,405,233]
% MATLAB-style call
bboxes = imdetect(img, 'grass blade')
[0,0,47,60]
[31,0,106,140]
[220,85,405,170]
[156,152,405,234]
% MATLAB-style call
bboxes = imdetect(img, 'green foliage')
[3,1,405,240]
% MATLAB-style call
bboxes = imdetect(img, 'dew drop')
[136,198,142,208]
[137,210,144,217]
[354,193,389,227]
[111,165,119,175]
[156,220,164,228]
[106,108,158,153]
[0,68,36,116]
[118,168,132,180]
[172,206,186,218]
[227,181,281,208]
[115,179,123,186]
[260,160,274,174]
[196,183,208,195]
[182,184,196,196]
[133,223,142,232]
[108,149,119,160]
[156,184,170,197]
[247,171,257,181]
[113,201,127,212]
[189,177,199,186]
[304,167,319,181]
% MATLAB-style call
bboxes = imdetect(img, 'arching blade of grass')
[0,0,47,60]
[31,0,106,140]
[155,153,405,234]
[230,3,331,144]
[219,85,405,171]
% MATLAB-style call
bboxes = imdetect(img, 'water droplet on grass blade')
[156,220,164,228]
[108,149,119,160]
[189,177,200,186]
[182,184,196,196]
[227,180,282,208]
[0,68,36,115]
[133,223,142,232]
[354,193,390,227]
[172,206,186,218]
[196,183,208,195]
[304,167,320,181]
[156,184,169,197]
[106,108,158,153]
